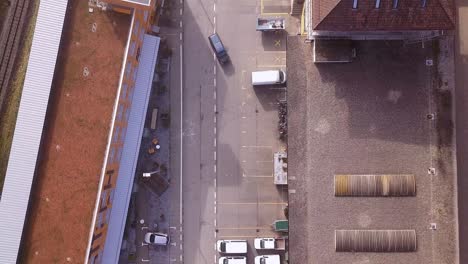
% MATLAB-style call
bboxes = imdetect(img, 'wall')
[86,1,160,262]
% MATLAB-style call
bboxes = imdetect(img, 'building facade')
[86,0,162,263]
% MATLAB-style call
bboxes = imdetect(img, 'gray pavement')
[455,1,468,263]
[181,0,289,263]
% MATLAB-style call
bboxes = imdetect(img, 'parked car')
[254,255,281,264]
[144,232,170,246]
[254,238,286,250]
[251,70,286,86]
[217,240,248,254]
[218,256,247,264]
[208,33,230,64]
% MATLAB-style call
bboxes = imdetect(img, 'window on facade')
[392,0,398,8]
[127,86,135,102]
[100,189,108,208]
[117,104,124,121]
[124,106,131,122]
[121,83,128,99]
[125,61,132,79]
[352,0,358,9]
[105,207,112,224]
[112,126,120,143]
[133,20,140,36]
[129,41,136,56]
[140,28,145,41]
[375,0,380,8]
[136,47,141,62]
[421,0,427,7]
[108,147,115,164]
[115,147,123,163]
[97,211,104,228]
[120,126,128,142]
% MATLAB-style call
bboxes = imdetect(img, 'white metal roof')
[0,0,68,263]
[101,34,160,263]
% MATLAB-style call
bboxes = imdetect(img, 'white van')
[251,70,286,86]
[218,256,247,264]
[254,255,281,264]
[217,240,248,254]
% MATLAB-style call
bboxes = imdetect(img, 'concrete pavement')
[455,1,468,263]
[181,0,289,263]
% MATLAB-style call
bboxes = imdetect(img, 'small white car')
[218,256,247,264]
[217,240,248,254]
[144,232,170,246]
[255,255,281,264]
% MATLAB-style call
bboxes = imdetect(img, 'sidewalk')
[129,1,184,263]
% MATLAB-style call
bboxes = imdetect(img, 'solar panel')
[335,174,416,197]
[335,230,417,252]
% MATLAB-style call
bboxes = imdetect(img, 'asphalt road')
[181,0,289,263]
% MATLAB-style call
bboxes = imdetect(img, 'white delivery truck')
[254,238,286,250]
[218,256,247,264]
[217,240,248,254]
[251,70,286,86]
[254,255,281,264]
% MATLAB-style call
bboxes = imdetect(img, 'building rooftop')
[0,1,68,262]
[311,0,455,31]
[18,1,130,263]
[287,36,457,263]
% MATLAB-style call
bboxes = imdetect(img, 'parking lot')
[181,0,293,263]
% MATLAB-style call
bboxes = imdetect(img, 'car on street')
[254,255,281,264]
[254,238,286,250]
[251,70,286,86]
[218,256,247,264]
[208,33,230,65]
[217,240,248,254]
[144,232,170,246]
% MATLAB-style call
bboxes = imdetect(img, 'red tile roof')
[312,0,455,31]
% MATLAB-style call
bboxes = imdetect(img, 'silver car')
[144,232,170,246]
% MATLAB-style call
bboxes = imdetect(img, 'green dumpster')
[273,220,288,232]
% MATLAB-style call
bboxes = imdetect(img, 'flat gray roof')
[101,33,160,263]
[287,36,457,263]
[0,1,68,262]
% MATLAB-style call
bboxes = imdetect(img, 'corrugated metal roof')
[0,1,69,263]
[335,230,417,252]
[102,34,160,263]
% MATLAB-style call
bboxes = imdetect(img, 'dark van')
[208,33,230,65]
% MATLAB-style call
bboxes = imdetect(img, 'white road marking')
[241,145,272,148]
[214,138,217,147]
[179,32,182,41]
[214,104,217,113]
[214,16,216,25]
[179,21,182,28]
[214,127,217,134]
[213,3,216,12]
[241,130,247,133]
[214,151,217,161]
[214,165,217,173]
[179,36,184,257]
[242,116,247,119]
[180,8,182,15]
[214,65,216,75]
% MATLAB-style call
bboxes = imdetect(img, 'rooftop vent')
[335,230,417,252]
[334,174,416,197]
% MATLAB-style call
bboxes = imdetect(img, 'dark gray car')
[208,33,230,65]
